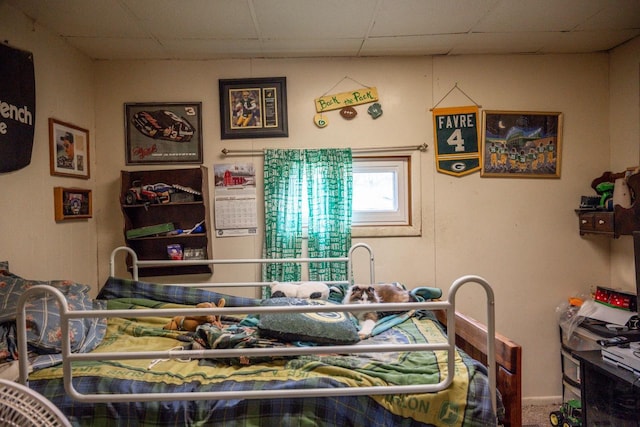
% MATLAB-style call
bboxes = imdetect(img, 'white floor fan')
[0,379,71,427]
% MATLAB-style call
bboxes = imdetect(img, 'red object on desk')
[594,286,636,311]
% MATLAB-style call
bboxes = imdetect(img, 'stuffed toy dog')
[270,281,330,300]
[163,299,226,331]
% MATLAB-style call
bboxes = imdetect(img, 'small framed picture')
[49,118,90,179]
[219,77,288,139]
[53,187,92,221]
[481,110,563,178]
[124,102,203,165]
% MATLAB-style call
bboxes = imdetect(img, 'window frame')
[352,154,421,237]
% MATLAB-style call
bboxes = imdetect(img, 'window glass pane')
[353,171,397,211]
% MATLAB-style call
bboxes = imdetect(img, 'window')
[302,154,421,238]
[353,157,409,226]
[352,155,421,237]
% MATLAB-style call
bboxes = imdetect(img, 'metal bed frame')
[110,242,377,287]
[16,244,497,422]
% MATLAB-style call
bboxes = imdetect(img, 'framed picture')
[481,110,563,178]
[53,187,92,221]
[124,102,203,165]
[49,118,90,179]
[219,77,288,139]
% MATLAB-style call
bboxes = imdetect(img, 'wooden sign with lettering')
[315,87,379,113]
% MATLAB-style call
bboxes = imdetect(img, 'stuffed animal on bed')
[163,299,226,331]
[270,281,330,300]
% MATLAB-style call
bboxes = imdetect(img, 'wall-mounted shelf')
[576,210,615,236]
[120,166,212,277]
[577,170,640,238]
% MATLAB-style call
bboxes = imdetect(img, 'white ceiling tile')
[252,0,377,38]
[576,0,640,31]
[361,34,465,56]
[260,38,363,57]
[472,0,606,32]
[159,38,264,59]
[6,0,144,37]
[537,30,640,53]
[123,0,258,39]
[448,32,549,55]
[371,0,499,36]
[66,37,167,60]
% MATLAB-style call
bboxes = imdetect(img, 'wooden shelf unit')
[577,169,640,238]
[120,166,212,277]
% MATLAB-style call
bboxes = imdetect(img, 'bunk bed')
[4,245,521,426]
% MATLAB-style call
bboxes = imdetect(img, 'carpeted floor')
[522,403,561,426]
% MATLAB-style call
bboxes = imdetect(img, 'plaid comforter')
[27,278,500,427]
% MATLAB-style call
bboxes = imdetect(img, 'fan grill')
[0,379,70,427]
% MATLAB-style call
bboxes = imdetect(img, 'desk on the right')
[574,350,640,426]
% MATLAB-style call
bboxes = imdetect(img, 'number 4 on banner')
[432,106,481,177]
[447,129,465,152]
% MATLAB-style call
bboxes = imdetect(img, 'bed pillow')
[257,297,360,345]
[100,276,260,308]
[0,276,107,354]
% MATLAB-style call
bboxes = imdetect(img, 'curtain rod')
[221,143,428,156]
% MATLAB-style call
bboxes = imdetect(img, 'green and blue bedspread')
[25,277,501,426]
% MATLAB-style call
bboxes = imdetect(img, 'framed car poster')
[124,102,203,165]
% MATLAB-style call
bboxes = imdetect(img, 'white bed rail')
[109,242,376,287]
[16,276,496,417]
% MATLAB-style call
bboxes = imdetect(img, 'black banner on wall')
[0,43,36,173]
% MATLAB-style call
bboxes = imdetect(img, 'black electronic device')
[579,195,601,209]
[581,318,640,340]
[597,336,630,347]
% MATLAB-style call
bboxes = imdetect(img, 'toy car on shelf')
[124,181,200,205]
[149,183,174,204]
[123,180,159,205]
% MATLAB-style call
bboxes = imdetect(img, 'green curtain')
[305,149,352,281]
[262,148,352,294]
[263,149,304,286]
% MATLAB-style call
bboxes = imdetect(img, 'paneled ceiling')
[6,0,640,60]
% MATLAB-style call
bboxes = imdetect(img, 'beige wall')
[0,5,98,286]
[2,2,640,404]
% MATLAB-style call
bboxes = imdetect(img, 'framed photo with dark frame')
[53,187,92,221]
[124,102,203,165]
[49,118,90,179]
[481,110,563,178]
[219,77,288,139]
